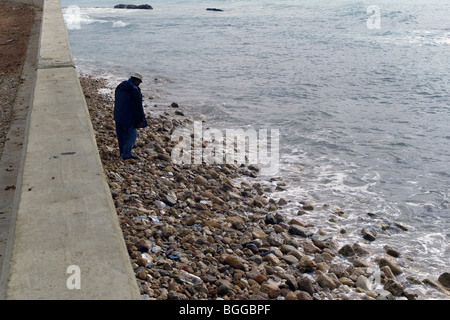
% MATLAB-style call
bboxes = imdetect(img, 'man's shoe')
[123,155,139,160]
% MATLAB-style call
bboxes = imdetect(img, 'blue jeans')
[115,122,137,159]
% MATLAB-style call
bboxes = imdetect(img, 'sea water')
[61,0,449,298]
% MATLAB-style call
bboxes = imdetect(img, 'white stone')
[356,275,374,291]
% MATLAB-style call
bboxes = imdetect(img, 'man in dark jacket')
[114,72,148,160]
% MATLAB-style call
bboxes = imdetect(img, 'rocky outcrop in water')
[114,4,153,10]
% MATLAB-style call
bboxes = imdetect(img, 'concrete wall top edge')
[38,0,75,69]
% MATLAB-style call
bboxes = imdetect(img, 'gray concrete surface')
[0,0,41,282]
[0,0,141,299]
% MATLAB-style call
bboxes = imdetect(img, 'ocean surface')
[61,0,449,298]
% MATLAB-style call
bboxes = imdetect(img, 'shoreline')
[79,73,449,300]
[0,2,36,161]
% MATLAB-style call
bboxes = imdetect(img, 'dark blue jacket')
[114,78,148,128]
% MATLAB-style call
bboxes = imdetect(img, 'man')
[114,72,148,160]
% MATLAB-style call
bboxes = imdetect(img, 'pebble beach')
[79,74,450,300]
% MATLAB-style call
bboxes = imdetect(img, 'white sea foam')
[98,88,113,95]
[63,7,131,29]
[113,20,129,28]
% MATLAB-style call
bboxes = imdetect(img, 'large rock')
[296,291,313,300]
[114,4,153,9]
[264,212,283,225]
[224,255,245,270]
[356,275,374,291]
[264,253,282,266]
[260,282,281,299]
[194,175,208,186]
[301,240,322,254]
[438,272,450,288]
[289,224,313,237]
[282,254,299,265]
[376,290,395,300]
[297,274,316,295]
[338,244,355,257]
[316,273,339,290]
[163,192,177,206]
[299,256,316,273]
[378,257,403,275]
[361,228,376,241]
[384,279,404,296]
[380,266,396,279]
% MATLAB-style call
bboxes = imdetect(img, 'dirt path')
[0,2,36,159]
[0,1,38,278]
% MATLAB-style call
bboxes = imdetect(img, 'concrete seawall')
[0,0,141,299]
